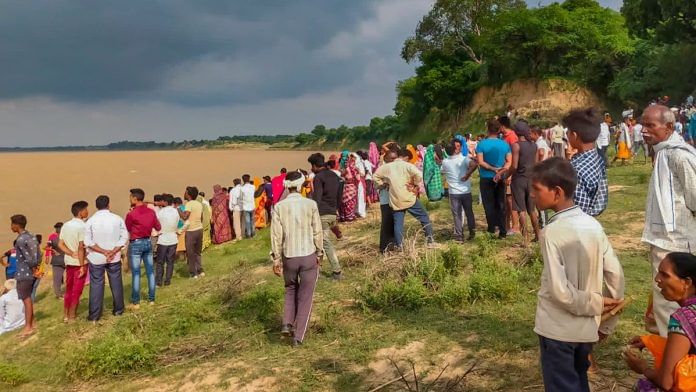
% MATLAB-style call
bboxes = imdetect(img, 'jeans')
[320,215,341,273]
[393,199,434,247]
[243,210,255,237]
[379,204,395,253]
[539,335,592,392]
[480,178,507,236]
[128,239,155,304]
[88,262,125,321]
[449,193,475,239]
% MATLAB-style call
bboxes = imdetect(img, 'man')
[84,195,128,321]
[597,114,612,167]
[125,188,161,308]
[0,279,25,335]
[477,120,512,238]
[46,222,66,299]
[271,171,324,347]
[550,122,566,158]
[441,143,478,241]
[632,118,648,163]
[59,201,89,322]
[240,175,256,238]
[640,104,696,337]
[262,176,274,222]
[377,151,396,253]
[179,186,204,278]
[373,150,435,249]
[155,194,179,286]
[229,179,243,241]
[499,116,520,235]
[10,215,39,337]
[308,152,343,280]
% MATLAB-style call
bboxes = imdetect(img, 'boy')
[1,241,18,280]
[564,108,609,217]
[531,158,624,392]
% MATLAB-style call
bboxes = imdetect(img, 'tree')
[401,0,525,64]
[622,0,696,42]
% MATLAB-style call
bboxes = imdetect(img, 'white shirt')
[84,210,128,265]
[229,185,242,212]
[270,193,323,261]
[440,153,472,195]
[240,183,256,212]
[363,160,374,181]
[536,138,551,161]
[633,123,644,142]
[60,218,86,266]
[0,289,25,334]
[597,123,610,147]
[156,206,180,246]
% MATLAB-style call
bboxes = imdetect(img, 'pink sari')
[211,185,232,244]
[340,160,358,222]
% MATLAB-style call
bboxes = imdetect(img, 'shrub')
[0,363,27,386]
[439,246,464,275]
[360,275,429,311]
[467,260,520,301]
[437,275,470,308]
[68,331,156,379]
[236,284,284,326]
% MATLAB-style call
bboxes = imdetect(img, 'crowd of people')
[2,100,696,391]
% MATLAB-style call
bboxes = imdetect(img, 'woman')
[197,194,212,250]
[406,144,419,165]
[353,153,367,218]
[613,117,633,165]
[624,252,696,391]
[339,154,359,222]
[210,185,232,244]
[368,142,380,170]
[423,145,444,202]
[253,177,268,229]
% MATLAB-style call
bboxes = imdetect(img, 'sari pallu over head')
[423,145,444,202]
[369,142,380,169]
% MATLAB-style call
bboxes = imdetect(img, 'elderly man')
[641,104,696,337]
[0,279,25,334]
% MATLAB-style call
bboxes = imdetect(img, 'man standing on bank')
[125,188,161,308]
[271,171,324,347]
[84,195,128,321]
[179,186,205,279]
[640,104,696,337]
[11,215,39,337]
[308,153,343,280]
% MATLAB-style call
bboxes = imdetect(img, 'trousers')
[393,199,434,247]
[128,238,155,304]
[88,262,125,321]
[320,215,341,273]
[185,229,204,277]
[155,244,177,285]
[539,335,592,392]
[64,265,87,309]
[480,178,507,236]
[282,253,319,343]
[379,204,395,253]
[52,265,65,298]
[448,193,475,239]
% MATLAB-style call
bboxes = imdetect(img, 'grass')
[0,160,653,391]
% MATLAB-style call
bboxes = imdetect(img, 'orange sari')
[254,177,267,229]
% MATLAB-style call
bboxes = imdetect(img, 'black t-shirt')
[312,169,341,216]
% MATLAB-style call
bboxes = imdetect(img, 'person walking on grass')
[440,143,477,242]
[84,195,127,322]
[476,119,512,239]
[179,186,205,279]
[271,171,324,347]
[308,153,343,280]
[11,215,39,337]
[640,104,696,338]
[46,222,65,299]
[564,108,609,218]
[373,150,436,249]
[531,158,624,392]
[125,188,161,308]
[155,194,179,286]
[59,201,89,322]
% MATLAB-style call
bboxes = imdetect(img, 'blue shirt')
[3,249,17,278]
[570,149,608,217]
[475,138,511,179]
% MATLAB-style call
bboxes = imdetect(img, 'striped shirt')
[271,193,324,261]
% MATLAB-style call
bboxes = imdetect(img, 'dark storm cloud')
[0,0,373,104]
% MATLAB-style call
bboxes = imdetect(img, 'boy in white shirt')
[530,157,625,391]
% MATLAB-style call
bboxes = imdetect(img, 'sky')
[0,0,622,147]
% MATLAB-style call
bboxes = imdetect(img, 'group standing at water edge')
[2,100,696,390]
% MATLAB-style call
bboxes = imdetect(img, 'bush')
[436,275,470,308]
[439,246,464,275]
[360,275,429,311]
[467,260,521,301]
[0,363,27,386]
[235,284,284,326]
[68,331,155,379]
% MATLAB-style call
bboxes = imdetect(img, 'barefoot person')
[271,171,324,347]
[531,158,624,392]
[58,202,89,322]
[10,215,39,337]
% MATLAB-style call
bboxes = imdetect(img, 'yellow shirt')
[184,200,204,232]
[373,159,423,211]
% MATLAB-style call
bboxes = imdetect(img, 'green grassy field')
[0,161,654,391]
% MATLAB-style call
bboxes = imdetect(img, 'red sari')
[211,185,232,244]
[340,159,358,222]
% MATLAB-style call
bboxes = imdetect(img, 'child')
[564,107,609,217]
[531,157,625,392]
[1,241,18,280]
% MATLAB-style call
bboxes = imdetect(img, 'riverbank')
[0,162,652,391]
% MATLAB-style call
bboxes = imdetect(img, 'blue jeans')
[128,239,155,304]
[243,211,255,237]
[393,199,434,247]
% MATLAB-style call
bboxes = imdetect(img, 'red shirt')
[125,204,161,240]
[503,129,519,146]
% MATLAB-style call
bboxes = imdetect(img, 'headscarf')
[211,184,227,207]
[406,144,419,164]
[454,134,469,156]
[339,150,350,169]
[368,142,380,168]
[423,144,444,201]
[328,154,340,171]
